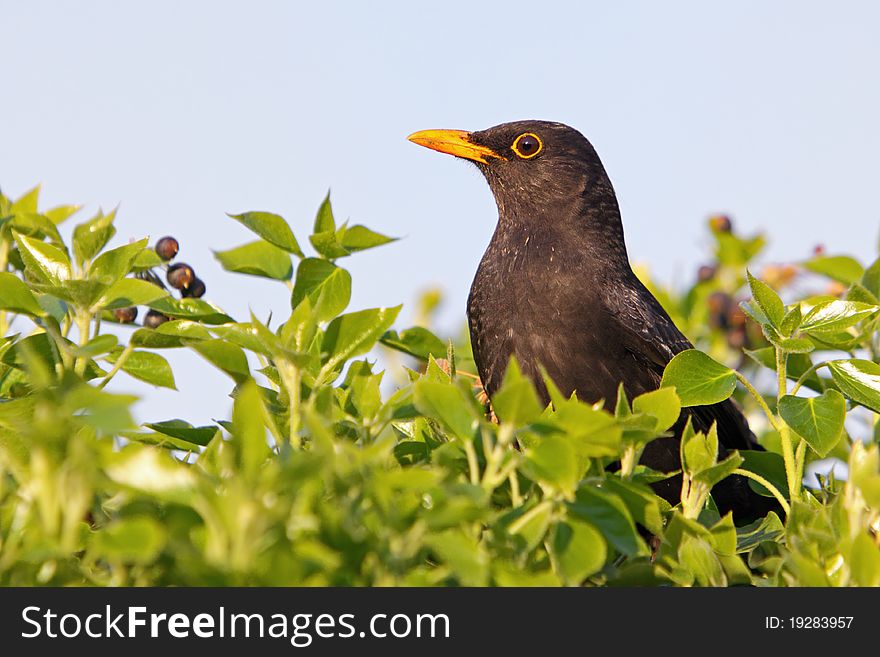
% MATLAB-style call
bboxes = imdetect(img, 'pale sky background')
[3,1,879,426]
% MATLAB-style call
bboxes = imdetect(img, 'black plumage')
[409,120,778,522]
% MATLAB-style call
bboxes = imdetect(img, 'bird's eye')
[511,133,543,159]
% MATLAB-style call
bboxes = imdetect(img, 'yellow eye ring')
[511,133,543,159]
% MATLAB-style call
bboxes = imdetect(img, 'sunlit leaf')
[661,349,736,406]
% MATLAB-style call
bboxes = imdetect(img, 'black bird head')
[408,120,626,257]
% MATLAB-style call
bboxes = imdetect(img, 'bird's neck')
[489,177,632,273]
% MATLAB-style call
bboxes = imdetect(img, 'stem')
[776,347,788,400]
[0,240,10,336]
[463,440,480,485]
[43,320,73,374]
[775,347,800,503]
[277,361,302,448]
[790,360,830,395]
[73,312,92,376]
[508,471,523,507]
[734,371,780,431]
[794,439,807,493]
[97,343,135,390]
[732,468,790,515]
[620,443,639,479]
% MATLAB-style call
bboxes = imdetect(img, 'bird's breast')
[467,232,629,404]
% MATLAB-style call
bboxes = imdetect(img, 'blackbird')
[408,120,778,522]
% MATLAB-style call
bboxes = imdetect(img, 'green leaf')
[211,321,277,357]
[146,297,233,324]
[191,339,250,383]
[802,255,864,284]
[309,229,351,259]
[120,430,210,451]
[228,211,303,256]
[380,326,447,360]
[697,452,744,488]
[131,248,164,271]
[505,500,553,552]
[550,398,622,458]
[130,320,212,348]
[342,360,383,419]
[827,359,880,414]
[568,486,648,556]
[74,334,119,358]
[73,208,116,267]
[714,231,766,266]
[761,324,816,354]
[739,450,789,499]
[231,379,272,474]
[2,333,106,380]
[106,348,176,389]
[522,435,579,495]
[603,478,665,535]
[681,423,719,475]
[747,270,784,328]
[91,516,166,565]
[778,390,846,457]
[339,224,396,253]
[661,349,736,406]
[426,530,489,586]
[13,231,72,286]
[550,519,607,584]
[709,513,737,556]
[99,277,169,309]
[800,299,878,333]
[314,192,336,233]
[37,294,68,323]
[849,532,880,587]
[10,184,40,213]
[678,536,726,587]
[735,512,784,553]
[413,379,480,440]
[0,272,45,316]
[320,306,401,377]
[10,212,65,247]
[144,419,219,446]
[214,240,293,280]
[862,257,880,298]
[290,258,351,321]
[633,386,681,432]
[849,442,880,510]
[89,238,148,286]
[780,304,803,336]
[492,358,543,426]
[44,204,82,225]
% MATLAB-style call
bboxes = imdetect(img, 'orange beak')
[407,129,504,164]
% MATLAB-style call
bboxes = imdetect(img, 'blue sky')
[3,1,879,425]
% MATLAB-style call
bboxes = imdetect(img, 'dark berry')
[182,277,206,298]
[726,304,747,329]
[697,264,717,283]
[167,263,195,290]
[155,236,180,261]
[727,327,747,350]
[709,214,732,233]
[813,244,825,256]
[113,307,138,323]
[143,309,170,329]
[707,291,732,330]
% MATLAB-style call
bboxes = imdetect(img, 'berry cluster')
[113,236,207,327]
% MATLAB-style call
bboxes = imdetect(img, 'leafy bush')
[0,186,878,587]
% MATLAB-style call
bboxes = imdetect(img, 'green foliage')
[0,186,877,587]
